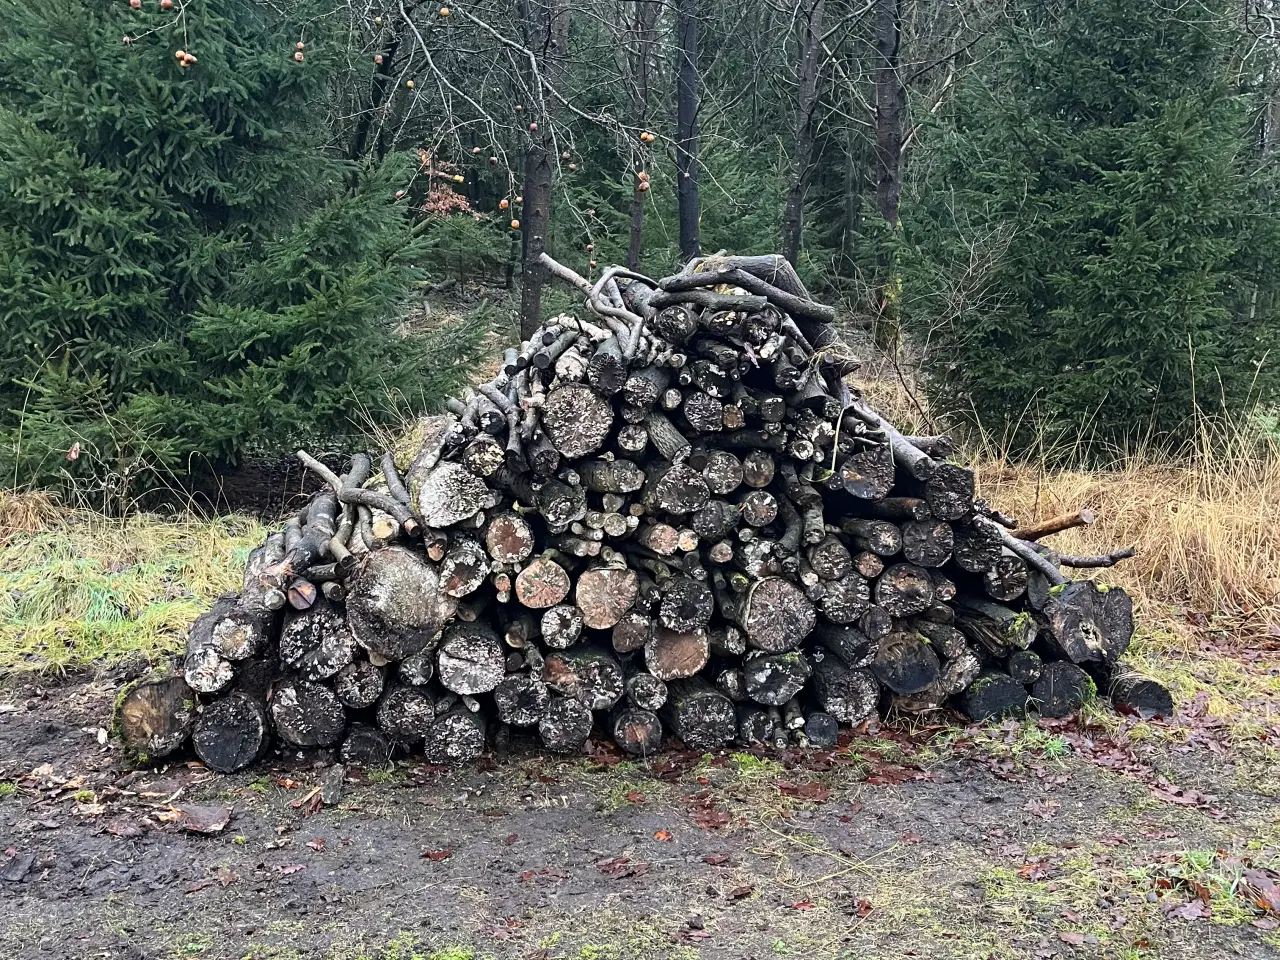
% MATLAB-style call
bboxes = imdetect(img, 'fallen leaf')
[306,838,326,852]
[625,790,646,804]
[422,849,453,862]
[778,781,832,803]
[504,833,518,846]
[168,804,231,835]
[277,864,305,876]
[1244,868,1280,913]
[853,897,873,917]
[276,777,302,790]
[727,884,754,900]
[1165,899,1210,920]
[1058,931,1086,947]
[791,899,816,910]
[900,831,922,845]
[654,829,673,841]
[596,857,650,879]
[702,853,729,866]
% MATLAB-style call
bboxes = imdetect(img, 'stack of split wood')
[115,253,1171,772]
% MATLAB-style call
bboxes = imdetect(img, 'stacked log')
[115,253,1166,771]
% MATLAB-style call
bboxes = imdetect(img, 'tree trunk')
[780,0,827,264]
[873,0,903,227]
[675,0,701,259]
[626,0,660,269]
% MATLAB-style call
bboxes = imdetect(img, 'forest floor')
[4,413,1280,959]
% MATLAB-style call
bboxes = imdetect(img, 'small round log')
[437,622,506,694]
[1031,661,1094,718]
[658,577,716,633]
[873,563,935,618]
[538,695,594,752]
[340,723,392,767]
[114,671,197,760]
[645,627,711,680]
[743,650,812,705]
[424,706,487,763]
[376,684,437,742]
[192,692,269,773]
[280,597,357,681]
[515,556,572,609]
[901,519,954,569]
[810,657,879,725]
[870,631,940,695]
[610,706,664,756]
[660,676,737,750]
[542,383,615,458]
[271,679,346,748]
[335,659,386,709]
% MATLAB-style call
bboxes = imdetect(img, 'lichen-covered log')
[810,657,879,725]
[114,670,197,760]
[424,706,486,762]
[493,674,552,726]
[660,676,737,749]
[437,622,506,694]
[743,650,812,705]
[542,646,625,710]
[610,706,663,756]
[346,546,456,662]
[376,684,437,742]
[542,383,614,458]
[539,695,595,752]
[192,692,269,773]
[870,631,940,695]
[280,598,356,681]
[873,564,935,618]
[271,679,346,748]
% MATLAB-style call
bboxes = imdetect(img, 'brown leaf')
[306,838,325,852]
[791,899,816,910]
[275,777,302,790]
[853,897,873,917]
[702,853,729,866]
[727,884,754,900]
[1057,932,1086,947]
[625,790,646,804]
[277,864,305,876]
[654,828,673,841]
[778,781,832,803]
[596,857,650,879]
[169,804,231,835]
[518,867,569,883]
[900,831,922,845]
[422,849,453,862]
[504,833,518,846]
[1244,868,1280,913]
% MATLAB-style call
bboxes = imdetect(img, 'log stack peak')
[116,253,1165,771]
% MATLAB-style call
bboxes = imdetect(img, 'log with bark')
[138,250,1147,771]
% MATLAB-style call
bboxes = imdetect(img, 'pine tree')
[899,0,1280,455]
[0,0,486,493]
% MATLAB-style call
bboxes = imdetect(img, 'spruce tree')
[0,0,485,492]
[899,0,1280,455]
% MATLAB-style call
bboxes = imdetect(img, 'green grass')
[0,781,15,799]
[0,507,262,673]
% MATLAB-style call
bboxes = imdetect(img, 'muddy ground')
[2,674,1278,960]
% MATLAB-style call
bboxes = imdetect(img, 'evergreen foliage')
[898,0,1280,454]
[0,0,486,493]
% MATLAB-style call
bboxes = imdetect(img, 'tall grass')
[0,493,262,674]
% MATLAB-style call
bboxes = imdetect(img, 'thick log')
[725,576,817,652]
[376,684,437,742]
[901,519,954,568]
[192,692,270,773]
[538,695,595,752]
[416,462,490,527]
[579,458,646,494]
[485,513,536,564]
[647,461,710,514]
[660,676,737,749]
[1030,661,1094,718]
[114,670,197,760]
[1039,581,1125,664]
[951,520,1005,573]
[870,631,940,695]
[424,706,487,763]
[659,577,715,633]
[839,443,895,500]
[804,710,840,747]
[340,723,392,767]
[1006,649,1043,685]
[623,364,671,408]
[923,463,975,521]
[839,518,901,556]
[542,383,615,458]
[810,657,879,724]
[280,598,356,681]
[817,573,872,624]
[612,611,655,654]
[743,650,812,705]
[645,626,711,680]
[956,670,1027,721]
[736,703,775,744]
[1088,663,1173,719]
[493,673,552,726]
[575,566,639,629]
[813,622,878,668]
[540,604,584,649]
[692,499,740,540]
[626,670,669,711]
[955,596,1037,654]
[858,605,894,640]
[702,450,743,495]
[807,536,853,580]
[938,650,982,695]
[335,659,386,709]
[346,546,455,662]
[437,622,506,694]
[651,304,698,342]
[873,563,935,617]
[271,679,346,748]
[682,391,724,433]
[542,646,625,710]
[983,553,1029,602]
[185,600,237,695]
[611,707,663,756]
[515,556,572,608]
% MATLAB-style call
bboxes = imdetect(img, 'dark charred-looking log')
[542,646,625,710]
[682,391,724,433]
[660,676,737,749]
[646,410,692,461]
[437,622,506,694]
[692,499,740,540]
[347,546,455,662]
[376,684,437,742]
[838,443,894,500]
[741,449,776,489]
[736,703,774,744]
[1099,585,1135,657]
[739,490,778,527]
[515,555,572,608]
[439,538,490,598]
[951,520,1005,574]
[840,518,901,557]
[1038,581,1116,664]
[184,601,237,693]
[271,679,346,748]
[1030,661,1094,718]
[652,304,698,342]
[901,519,953,568]
[873,563,935,617]
[540,604,584,649]
[863,497,930,522]
[626,670,669,710]
[702,450,743,495]
[814,622,878,668]
[743,650,812,705]
[870,631,940,695]
[956,596,1037,654]
[542,383,614,458]
[810,657,879,724]
[192,692,270,773]
[398,646,435,686]
[535,478,588,532]
[659,577,715,633]
[335,659,386,709]
[923,463,974,521]
[340,723,392,767]
[715,665,748,701]
[807,536,853,580]
[817,573,871,624]
[906,618,967,660]
[539,695,595,752]
[575,566,639,629]
[424,706,487,762]
[611,706,663,756]
[1088,663,1173,719]
[624,364,670,408]
[956,670,1027,721]
[938,650,982,695]
[588,337,628,395]
[804,710,839,747]
[493,674,551,726]
[646,627,711,680]
[114,671,197,760]
[1006,650,1044,685]
[859,605,894,641]
[280,598,356,681]
[982,553,1028,602]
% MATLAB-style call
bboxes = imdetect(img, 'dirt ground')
[2,673,1278,960]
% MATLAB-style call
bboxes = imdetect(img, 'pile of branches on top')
[115,253,1171,772]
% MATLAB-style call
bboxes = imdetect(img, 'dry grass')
[0,492,262,674]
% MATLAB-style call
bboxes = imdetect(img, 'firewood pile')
[115,253,1170,772]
